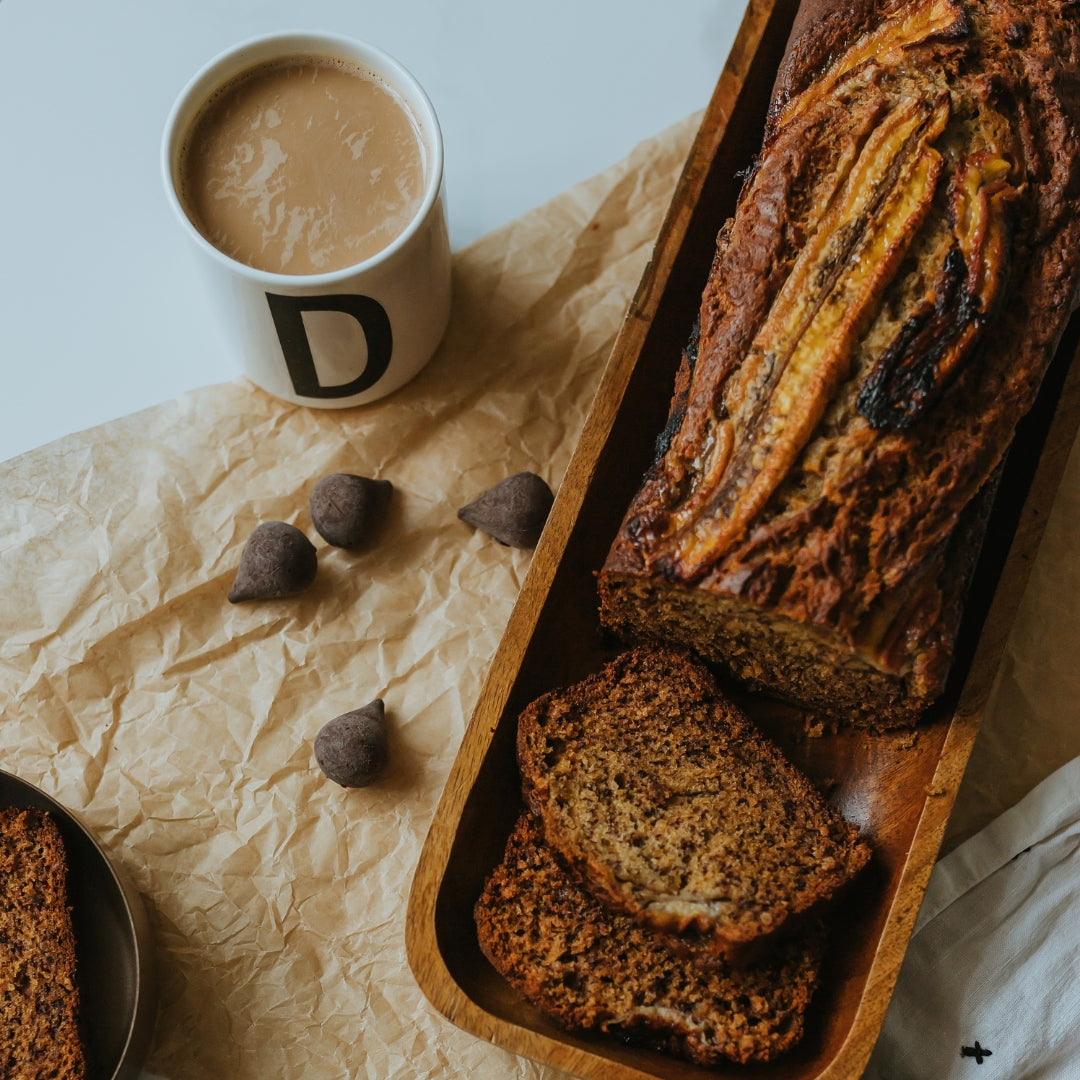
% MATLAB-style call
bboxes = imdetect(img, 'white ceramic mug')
[161,31,451,407]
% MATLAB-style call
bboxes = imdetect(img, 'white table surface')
[0,0,739,465]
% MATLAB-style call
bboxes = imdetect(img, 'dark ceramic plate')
[0,768,157,1080]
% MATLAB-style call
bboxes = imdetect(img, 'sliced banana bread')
[0,807,86,1080]
[517,646,870,961]
[475,812,826,1066]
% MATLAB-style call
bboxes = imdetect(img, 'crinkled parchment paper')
[2,101,1079,1078]
[0,115,699,1080]
[945,424,1080,848]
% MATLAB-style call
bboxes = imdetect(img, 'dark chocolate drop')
[309,473,393,549]
[228,521,318,602]
[314,699,389,788]
[457,472,554,549]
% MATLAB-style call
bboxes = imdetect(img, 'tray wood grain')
[406,1,1080,1076]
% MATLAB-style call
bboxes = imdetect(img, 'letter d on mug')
[161,32,451,406]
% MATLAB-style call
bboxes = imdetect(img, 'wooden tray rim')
[405,1,1080,1075]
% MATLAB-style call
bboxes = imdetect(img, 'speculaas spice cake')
[598,0,1080,727]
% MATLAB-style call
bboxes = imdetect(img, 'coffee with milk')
[179,55,427,275]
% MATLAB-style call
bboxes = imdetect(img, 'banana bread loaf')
[0,807,86,1080]
[598,0,1080,727]
[516,646,870,962]
[475,812,827,1066]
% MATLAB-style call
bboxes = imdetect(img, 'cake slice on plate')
[0,807,86,1080]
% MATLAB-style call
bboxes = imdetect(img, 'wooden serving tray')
[406,1,1080,1076]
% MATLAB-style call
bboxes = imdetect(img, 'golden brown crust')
[599,0,1080,726]
[0,808,87,1080]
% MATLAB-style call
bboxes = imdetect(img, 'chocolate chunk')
[314,700,389,788]
[309,473,393,549]
[227,521,318,602]
[457,472,554,549]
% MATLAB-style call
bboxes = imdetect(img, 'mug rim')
[160,30,445,287]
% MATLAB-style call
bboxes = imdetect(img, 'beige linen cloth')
[866,754,1080,1079]
[2,109,1080,1079]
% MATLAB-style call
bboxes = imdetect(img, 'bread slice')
[0,807,87,1080]
[475,812,826,1066]
[517,646,870,960]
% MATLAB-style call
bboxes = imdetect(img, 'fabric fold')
[866,754,1080,1080]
